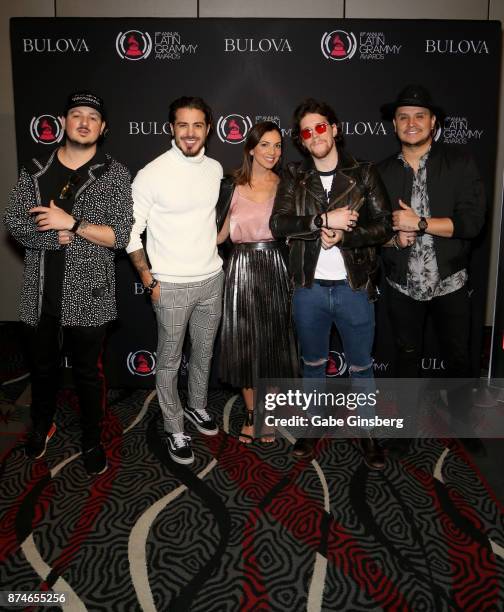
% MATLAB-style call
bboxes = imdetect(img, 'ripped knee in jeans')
[349,361,374,376]
[303,358,328,367]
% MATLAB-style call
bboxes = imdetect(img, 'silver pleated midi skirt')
[219,241,298,388]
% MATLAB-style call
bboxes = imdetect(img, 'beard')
[65,134,100,149]
[307,137,335,160]
[399,132,433,149]
[175,135,206,158]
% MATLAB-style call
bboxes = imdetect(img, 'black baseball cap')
[64,91,106,120]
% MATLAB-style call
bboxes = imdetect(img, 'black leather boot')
[291,437,317,459]
[359,435,386,470]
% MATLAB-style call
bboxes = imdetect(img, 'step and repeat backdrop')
[10,18,501,387]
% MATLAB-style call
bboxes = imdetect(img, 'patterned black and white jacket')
[4,149,134,327]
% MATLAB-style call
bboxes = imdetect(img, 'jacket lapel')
[299,151,359,211]
[300,169,327,210]
[327,172,355,210]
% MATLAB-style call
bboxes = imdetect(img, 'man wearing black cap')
[4,91,134,475]
[378,84,486,454]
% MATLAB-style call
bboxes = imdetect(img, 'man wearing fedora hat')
[378,84,486,454]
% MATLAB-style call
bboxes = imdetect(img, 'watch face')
[418,218,428,231]
[314,215,323,228]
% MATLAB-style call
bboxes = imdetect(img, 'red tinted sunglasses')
[300,122,329,140]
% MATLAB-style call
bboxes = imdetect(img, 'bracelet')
[143,278,158,295]
[70,218,82,233]
[324,212,329,229]
[392,234,408,250]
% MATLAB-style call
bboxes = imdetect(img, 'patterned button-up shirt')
[388,148,467,301]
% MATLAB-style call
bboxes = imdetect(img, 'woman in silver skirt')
[217,121,298,443]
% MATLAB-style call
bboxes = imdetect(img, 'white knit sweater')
[127,142,223,282]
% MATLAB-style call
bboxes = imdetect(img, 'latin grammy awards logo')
[216,114,253,144]
[326,351,348,377]
[321,30,357,61]
[127,350,157,376]
[30,115,64,145]
[116,30,153,60]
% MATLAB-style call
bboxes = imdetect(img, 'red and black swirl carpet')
[1,385,504,611]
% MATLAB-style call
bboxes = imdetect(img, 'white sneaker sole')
[167,448,194,465]
[25,422,57,460]
[86,461,109,476]
[184,412,218,436]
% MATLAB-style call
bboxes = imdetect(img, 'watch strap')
[418,216,428,234]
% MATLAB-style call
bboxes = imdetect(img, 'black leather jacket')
[216,176,235,233]
[269,151,393,293]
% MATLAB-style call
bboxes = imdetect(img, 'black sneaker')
[24,422,57,459]
[184,405,218,436]
[166,433,194,464]
[459,437,487,457]
[82,444,108,476]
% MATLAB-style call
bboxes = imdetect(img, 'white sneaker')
[166,432,194,464]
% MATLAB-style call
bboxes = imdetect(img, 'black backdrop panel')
[10,18,501,387]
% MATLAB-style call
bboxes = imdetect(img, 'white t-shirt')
[313,172,347,280]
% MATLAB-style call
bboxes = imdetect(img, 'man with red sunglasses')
[270,98,392,467]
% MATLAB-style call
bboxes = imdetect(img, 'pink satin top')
[229,188,275,244]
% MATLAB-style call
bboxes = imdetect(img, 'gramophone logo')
[127,350,157,376]
[30,115,64,145]
[116,30,153,60]
[321,30,357,61]
[216,114,253,144]
[326,351,348,377]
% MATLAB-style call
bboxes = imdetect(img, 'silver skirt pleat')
[219,242,298,388]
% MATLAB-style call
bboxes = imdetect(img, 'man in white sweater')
[127,96,224,464]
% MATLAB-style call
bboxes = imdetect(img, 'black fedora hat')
[381,84,444,120]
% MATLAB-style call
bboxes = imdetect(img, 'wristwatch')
[144,278,159,295]
[417,217,428,235]
[312,214,324,230]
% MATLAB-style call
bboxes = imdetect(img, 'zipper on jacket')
[37,253,45,319]
[327,176,356,210]
[31,163,51,322]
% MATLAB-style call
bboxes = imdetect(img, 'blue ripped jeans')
[293,280,376,426]
[293,280,375,378]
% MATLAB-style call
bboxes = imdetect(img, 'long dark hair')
[233,121,282,186]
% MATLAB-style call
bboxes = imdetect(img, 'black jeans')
[27,313,107,449]
[387,284,472,424]
[387,284,471,379]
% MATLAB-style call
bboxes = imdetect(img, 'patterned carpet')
[1,384,503,612]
